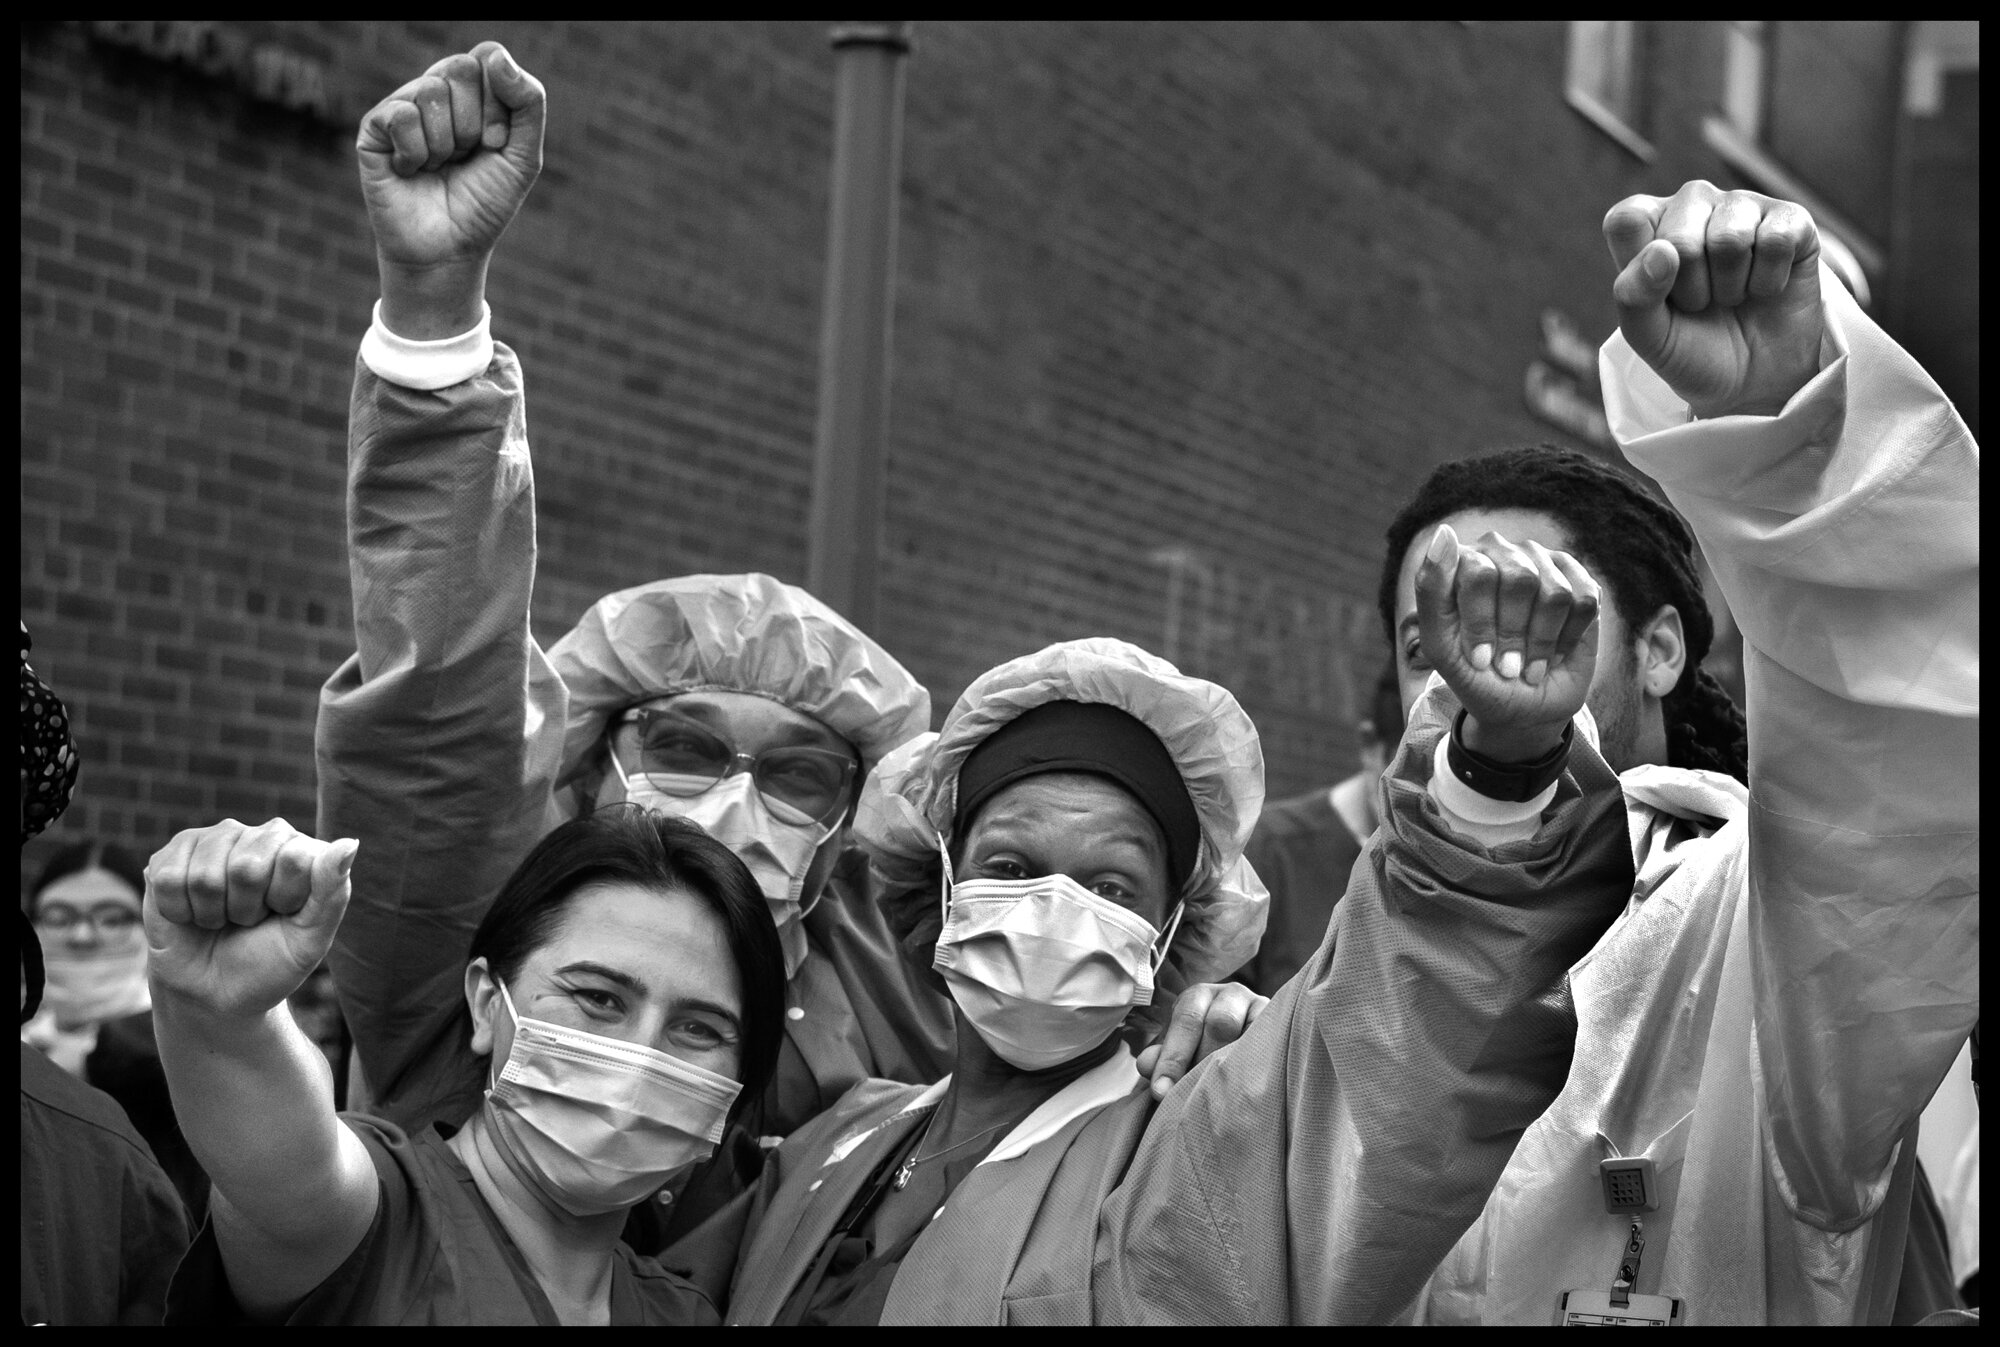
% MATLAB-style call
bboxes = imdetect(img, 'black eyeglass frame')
[614,706,860,826]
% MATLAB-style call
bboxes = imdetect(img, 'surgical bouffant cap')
[549,574,931,792]
[854,637,1268,992]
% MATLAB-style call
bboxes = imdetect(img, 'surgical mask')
[38,939,151,1028]
[931,834,1185,1072]
[482,981,742,1218]
[608,756,831,980]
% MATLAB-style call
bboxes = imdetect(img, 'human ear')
[464,957,499,1056]
[1638,605,1687,700]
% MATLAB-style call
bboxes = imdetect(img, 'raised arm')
[146,820,376,1319]
[1598,181,1979,1227]
[316,44,566,1128]
[1097,534,1634,1323]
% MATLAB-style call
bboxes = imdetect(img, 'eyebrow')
[1398,614,1421,640]
[645,699,851,756]
[556,962,743,1031]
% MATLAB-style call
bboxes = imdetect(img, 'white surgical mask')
[931,833,1184,1072]
[483,980,742,1218]
[608,757,832,980]
[39,939,151,1029]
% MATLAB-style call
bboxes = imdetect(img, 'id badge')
[1557,1288,1683,1326]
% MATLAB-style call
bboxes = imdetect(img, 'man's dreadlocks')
[1376,445,1748,783]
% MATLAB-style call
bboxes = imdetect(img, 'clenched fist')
[145,819,359,1019]
[357,41,546,336]
[1415,524,1601,759]
[1604,180,1824,419]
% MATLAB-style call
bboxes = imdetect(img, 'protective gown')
[315,348,955,1149]
[1405,265,1980,1325]
[688,639,1636,1323]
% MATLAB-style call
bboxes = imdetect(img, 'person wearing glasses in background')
[24,841,213,1226]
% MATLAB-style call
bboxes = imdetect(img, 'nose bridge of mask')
[493,982,742,1123]
[937,829,1180,970]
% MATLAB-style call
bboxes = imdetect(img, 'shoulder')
[614,1245,723,1325]
[20,1040,158,1161]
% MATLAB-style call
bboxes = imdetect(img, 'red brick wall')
[21,20,1754,887]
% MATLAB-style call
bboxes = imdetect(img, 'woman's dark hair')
[30,839,149,910]
[1375,445,1748,783]
[456,804,785,1128]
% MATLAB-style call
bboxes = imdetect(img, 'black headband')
[953,700,1200,894]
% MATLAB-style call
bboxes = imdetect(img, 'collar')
[823,1077,950,1167]
[1618,762,1748,828]
[978,1041,1141,1166]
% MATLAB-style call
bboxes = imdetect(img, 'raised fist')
[1415,524,1601,755]
[145,819,358,1019]
[356,41,546,273]
[1604,180,1824,419]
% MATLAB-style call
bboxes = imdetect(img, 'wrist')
[150,978,291,1036]
[1459,713,1569,764]
[377,255,491,339]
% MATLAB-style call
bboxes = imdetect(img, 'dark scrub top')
[165,1114,718,1325]
[1234,787,1364,996]
[86,1011,212,1228]
[20,1041,191,1325]
[773,1107,1004,1326]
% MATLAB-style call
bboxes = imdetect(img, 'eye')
[571,987,623,1018]
[1089,878,1136,902]
[1403,638,1428,669]
[673,1019,729,1049]
[980,858,1029,881]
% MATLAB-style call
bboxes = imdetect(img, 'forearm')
[1097,683,1631,1323]
[320,343,561,1123]
[152,989,375,1246]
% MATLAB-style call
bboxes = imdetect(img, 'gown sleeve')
[1094,677,1634,1323]
[317,347,568,1130]
[1600,263,1980,1229]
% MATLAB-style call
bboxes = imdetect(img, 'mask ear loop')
[1149,900,1187,974]
[935,830,956,927]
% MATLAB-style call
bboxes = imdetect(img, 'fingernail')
[1470,643,1493,671]
[1425,524,1452,564]
[1643,244,1673,282]
[1497,650,1523,680]
[1525,659,1549,686]
[337,838,360,874]
[1153,1077,1171,1099]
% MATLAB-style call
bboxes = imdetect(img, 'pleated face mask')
[483,981,742,1218]
[931,833,1184,1072]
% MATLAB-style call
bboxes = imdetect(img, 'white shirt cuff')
[358,299,494,391]
[1429,734,1556,836]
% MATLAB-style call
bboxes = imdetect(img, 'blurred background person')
[1233,659,1404,997]
[23,839,209,1224]
[21,621,190,1324]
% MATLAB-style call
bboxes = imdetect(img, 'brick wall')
[22,20,1755,888]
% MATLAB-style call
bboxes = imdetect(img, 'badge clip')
[1599,1154,1660,1213]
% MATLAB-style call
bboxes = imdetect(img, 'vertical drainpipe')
[806,21,913,632]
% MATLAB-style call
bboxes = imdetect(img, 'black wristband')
[1446,709,1574,803]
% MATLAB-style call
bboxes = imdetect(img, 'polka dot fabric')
[20,622,80,844]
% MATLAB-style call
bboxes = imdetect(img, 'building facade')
[21,20,1977,881]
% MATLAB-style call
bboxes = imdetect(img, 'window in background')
[1565,21,1656,162]
[1706,20,1899,304]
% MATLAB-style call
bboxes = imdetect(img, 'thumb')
[1613,239,1678,364]
[480,44,546,165]
[303,838,360,928]
[1412,523,1461,648]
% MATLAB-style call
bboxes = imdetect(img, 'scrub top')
[1235,786,1363,996]
[164,1115,717,1326]
[20,1042,191,1326]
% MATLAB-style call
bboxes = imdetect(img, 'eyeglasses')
[617,708,858,825]
[34,903,143,935]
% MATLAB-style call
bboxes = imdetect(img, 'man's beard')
[1587,641,1644,774]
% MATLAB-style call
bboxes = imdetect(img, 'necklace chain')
[892,1109,1013,1190]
